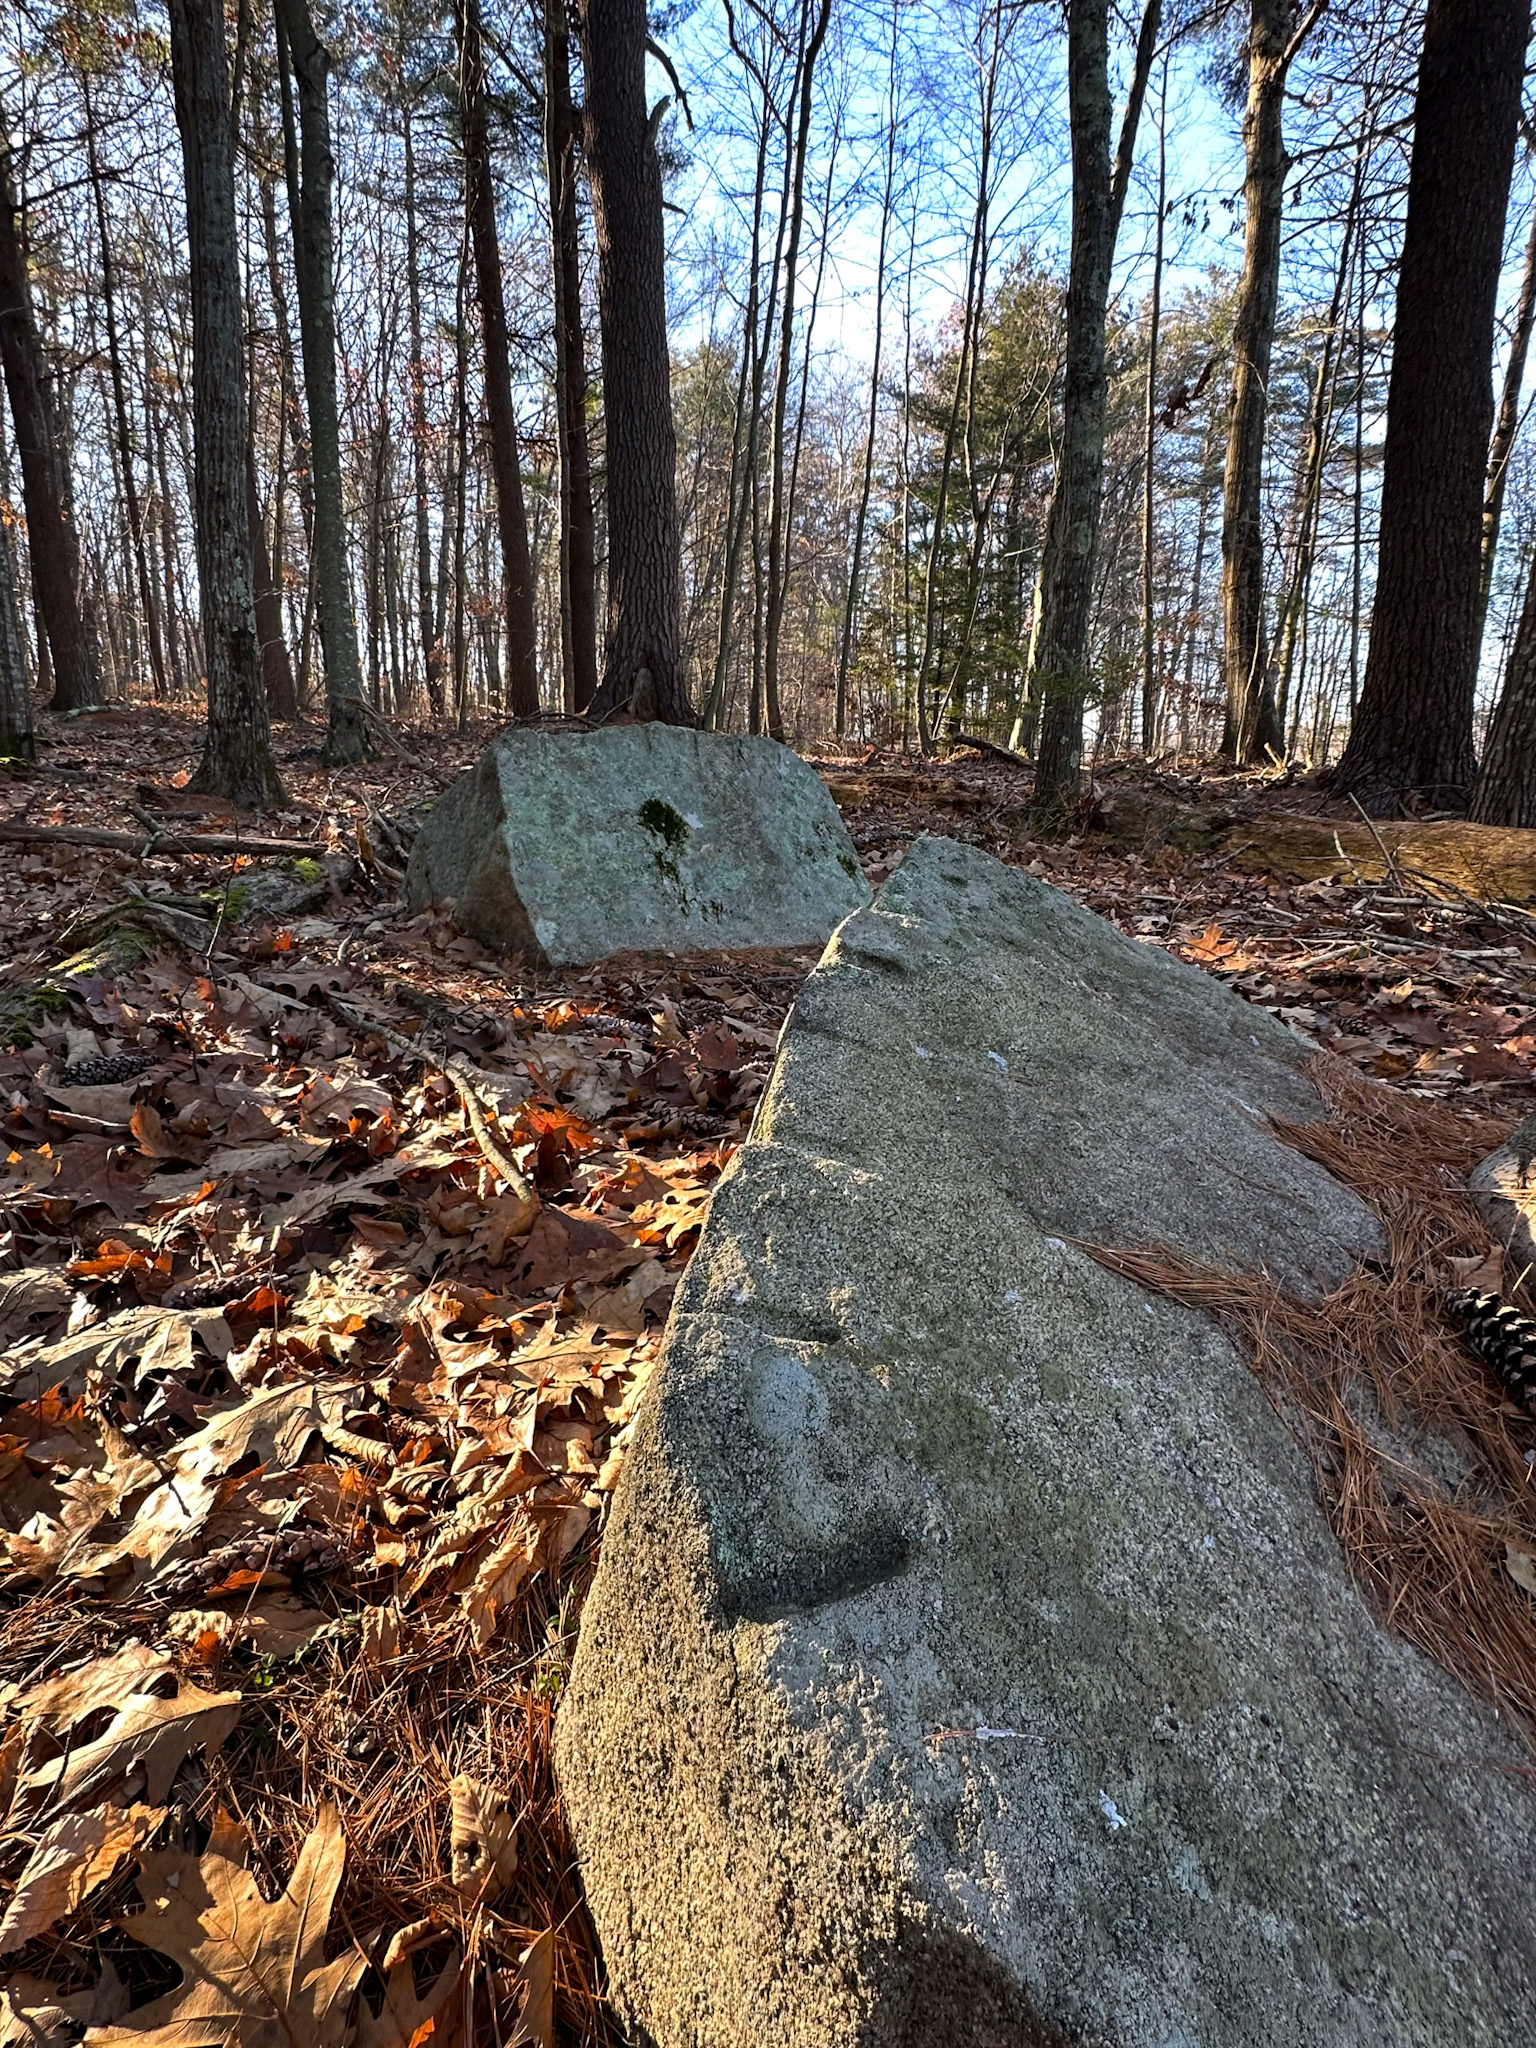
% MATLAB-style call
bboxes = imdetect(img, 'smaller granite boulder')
[407,725,868,967]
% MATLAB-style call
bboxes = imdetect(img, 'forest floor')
[1,705,1535,2045]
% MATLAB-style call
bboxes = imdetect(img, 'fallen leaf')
[0,1805,161,1952]
[1505,1542,1536,1599]
[86,1806,364,2048]
[16,1686,240,1819]
[449,1773,519,1902]
[13,1645,174,1730]
[355,1930,462,2048]
[505,1928,553,2048]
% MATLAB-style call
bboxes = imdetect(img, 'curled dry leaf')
[448,1773,518,1902]
[0,1804,161,1953]
[85,1805,364,2048]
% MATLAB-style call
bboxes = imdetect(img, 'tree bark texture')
[580,0,692,722]
[1471,536,1536,825]
[0,482,31,756]
[275,0,371,763]
[1029,0,1116,805]
[247,440,298,720]
[1220,0,1321,766]
[169,0,283,805]
[546,0,599,714]
[403,110,443,717]
[0,140,101,711]
[457,0,539,718]
[1335,0,1528,811]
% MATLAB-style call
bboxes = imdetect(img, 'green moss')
[638,798,691,901]
[290,857,323,885]
[638,798,690,851]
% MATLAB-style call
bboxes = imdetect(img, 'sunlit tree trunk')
[1220,0,1324,765]
[763,0,833,742]
[1031,0,1159,807]
[545,0,599,714]
[274,0,371,763]
[456,0,539,718]
[580,0,691,722]
[403,108,442,719]
[169,0,284,805]
[1337,0,1528,810]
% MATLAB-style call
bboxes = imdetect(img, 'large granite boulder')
[557,835,1536,2048]
[406,725,867,966]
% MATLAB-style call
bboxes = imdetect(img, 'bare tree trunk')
[169,0,283,805]
[1476,195,1536,650]
[84,81,168,703]
[545,0,599,714]
[403,108,442,719]
[1031,0,1154,803]
[247,440,298,720]
[836,5,901,742]
[0,443,30,756]
[1337,0,1528,810]
[1031,0,1160,805]
[1140,50,1168,755]
[274,0,371,763]
[0,136,101,711]
[455,0,539,717]
[580,0,691,722]
[1471,536,1536,824]
[762,0,833,742]
[1219,0,1324,765]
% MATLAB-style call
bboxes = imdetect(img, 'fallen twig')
[325,991,534,1202]
[0,821,319,858]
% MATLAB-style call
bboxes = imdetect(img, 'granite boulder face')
[556,834,1536,2048]
[405,724,867,966]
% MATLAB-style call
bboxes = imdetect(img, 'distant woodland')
[0,0,1533,824]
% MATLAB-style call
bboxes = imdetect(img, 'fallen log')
[947,726,1032,768]
[0,821,320,858]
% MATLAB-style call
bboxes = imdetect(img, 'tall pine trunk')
[1476,197,1536,649]
[1030,0,1158,806]
[545,0,599,714]
[169,0,283,805]
[274,0,371,763]
[0,139,100,711]
[457,0,539,718]
[580,0,691,722]
[403,109,443,718]
[1219,0,1322,766]
[1336,0,1529,810]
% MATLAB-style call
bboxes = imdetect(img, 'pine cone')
[58,1051,159,1088]
[1444,1289,1536,1416]
[154,1526,342,1601]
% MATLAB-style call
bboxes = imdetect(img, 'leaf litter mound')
[2,713,1536,2039]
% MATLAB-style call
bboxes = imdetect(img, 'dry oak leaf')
[85,1805,364,2048]
[9,1645,172,1731]
[354,1930,461,2048]
[0,1804,162,1953]
[504,1928,553,2048]
[448,1774,519,1902]
[16,1686,240,1820]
